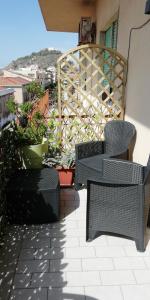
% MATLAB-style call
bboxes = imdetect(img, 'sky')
[0,0,78,68]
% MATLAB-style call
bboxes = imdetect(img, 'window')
[100,20,118,49]
[99,20,118,100]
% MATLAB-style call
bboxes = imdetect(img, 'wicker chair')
[86,158,150,252]
[75,120,136,190]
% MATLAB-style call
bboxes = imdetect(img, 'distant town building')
[0,62,57,94]
[0,87,15,128]
[46,66,56,83]
[0,77,30,104]
[11,65,39,80]
[1,69,32,81]
[35,67,56,88]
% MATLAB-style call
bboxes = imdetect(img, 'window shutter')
[103,21,118,88]
[105,26,113,48]
[112,20,118,49]
[103,26,112,87]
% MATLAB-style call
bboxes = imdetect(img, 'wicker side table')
[7,168,60,224]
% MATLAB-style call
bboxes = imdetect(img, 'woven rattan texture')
[75,120,136,189]
[86,158,150,252]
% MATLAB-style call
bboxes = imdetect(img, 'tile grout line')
[29,272,34,288]
[111,257,116,270]
[48,258,51,273]
[143,257,150,269]
[81,258,84,272]
[98,270,102,285]
[93,245,97,258]
[7,228,26,300]
[120,285,127,300]
[83,286,86,300]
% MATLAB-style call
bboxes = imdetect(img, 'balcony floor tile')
[0,188,150,300]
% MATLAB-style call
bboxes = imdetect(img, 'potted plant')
[56,151,75,186]
[44,150,75,186]
[43,110,75,186]
[6,86,48,169]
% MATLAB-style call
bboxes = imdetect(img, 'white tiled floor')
[0,188,150,300]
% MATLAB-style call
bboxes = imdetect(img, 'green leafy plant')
[47,109,61,154]
[60,151,75,169]
[19,102,33,116]
[6,97,47,146]
[6,96,17,114]
[44,150,75,169]
[14,116,47,146]
[26,81,45,101]
[47,82,58,108]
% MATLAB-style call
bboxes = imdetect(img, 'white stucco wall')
[13,87,24,104]
[118,0,150,164]
[96,0,119,42]
[96,0,150,164]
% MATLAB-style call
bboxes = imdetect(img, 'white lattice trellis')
[57,44,127,150]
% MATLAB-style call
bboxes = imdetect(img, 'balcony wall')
[96,0,150,164]
[117,0,150,164]
[96,0,119,41]
[31,90,49,118]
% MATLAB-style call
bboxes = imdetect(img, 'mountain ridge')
[6,48,63,70]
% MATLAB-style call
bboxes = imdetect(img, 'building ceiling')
[38,0,96,32]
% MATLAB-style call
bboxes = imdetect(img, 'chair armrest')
[111,149,129,160]
[102,158,144,184]
[87,178,137,189]
[75,141,104,160]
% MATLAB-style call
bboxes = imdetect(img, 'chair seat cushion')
[79,154,110,172]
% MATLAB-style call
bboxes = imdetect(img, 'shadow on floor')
[0,188,88,300]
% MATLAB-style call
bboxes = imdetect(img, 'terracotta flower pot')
[57,168,74,187]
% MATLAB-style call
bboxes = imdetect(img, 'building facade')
[39,0,150,164]
[0,88,15,128]
[96,0,150,164]
[0,76,30,104]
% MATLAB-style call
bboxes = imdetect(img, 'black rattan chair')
[75,120,136,190]
[86,158,150,252]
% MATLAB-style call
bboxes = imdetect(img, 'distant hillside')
[6,48,63,70]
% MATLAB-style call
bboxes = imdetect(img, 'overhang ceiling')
[38,0,96,33]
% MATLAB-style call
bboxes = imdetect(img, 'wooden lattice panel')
[57,44,127,151]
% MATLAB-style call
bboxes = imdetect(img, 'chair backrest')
[103,158,144,184]
[104,120,136,155]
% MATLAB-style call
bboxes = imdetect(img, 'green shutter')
[105,26,113,48]
[103,21,118,88]
[103,26,112,87]
[112,20,118,49]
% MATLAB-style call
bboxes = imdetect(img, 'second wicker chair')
[75,120,136,190]
[86,158,150,252]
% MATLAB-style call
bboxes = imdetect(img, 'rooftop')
[0,87,14,97]
[0,76,30,87]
